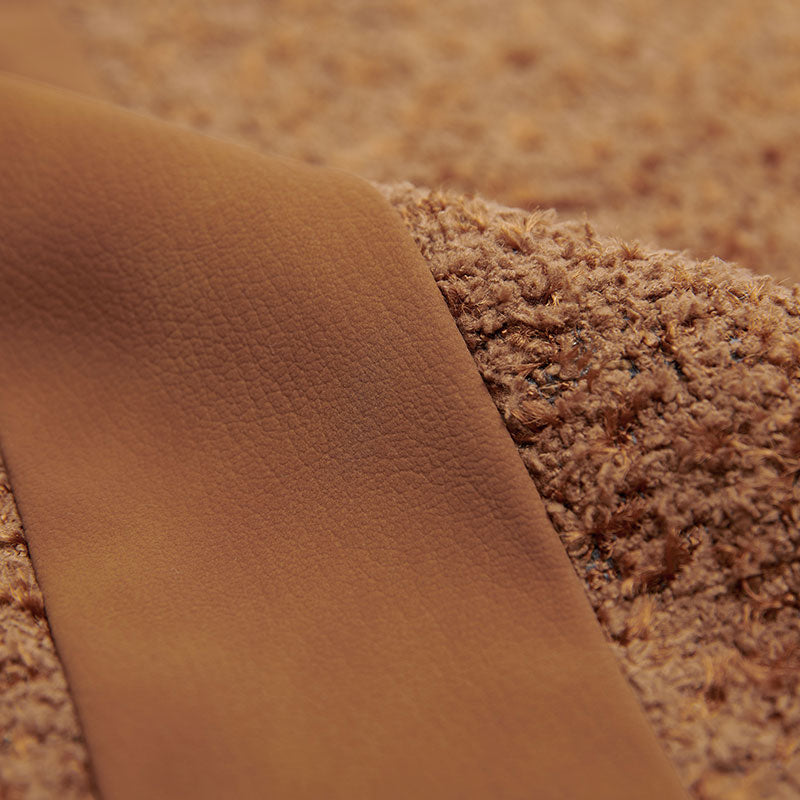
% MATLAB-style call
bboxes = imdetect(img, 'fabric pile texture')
[1,1,799,799]
[59,0,800,283]
[381,184,800,799]
[3,184,799,798]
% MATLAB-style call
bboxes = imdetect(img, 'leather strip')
[0,73,687,799]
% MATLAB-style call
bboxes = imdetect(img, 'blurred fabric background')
[61,0,800,283]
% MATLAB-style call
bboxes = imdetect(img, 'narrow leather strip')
[0,73,687,799]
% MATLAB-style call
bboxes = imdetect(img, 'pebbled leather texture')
[0,73,688,799]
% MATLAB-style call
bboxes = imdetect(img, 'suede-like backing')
[0,74,687,798]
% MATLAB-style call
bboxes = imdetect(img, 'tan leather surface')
[0,73,687,799]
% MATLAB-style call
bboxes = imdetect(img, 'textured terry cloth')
[0,74,688,800]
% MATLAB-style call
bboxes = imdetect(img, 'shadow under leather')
[0,73,688,799]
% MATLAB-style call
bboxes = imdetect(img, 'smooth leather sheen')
[0,73,688,799]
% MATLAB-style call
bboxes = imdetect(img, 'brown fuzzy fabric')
[3,184,800,799]
[0,475,95,799]
[3,1,800,797]
[379,183,800,800]
[59,0,800,283]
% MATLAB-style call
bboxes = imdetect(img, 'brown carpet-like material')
[59,0,800,283]
[1,1,799,799]
[380,183,800,799]
[4,179,799,798]
[0,479,93,799]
